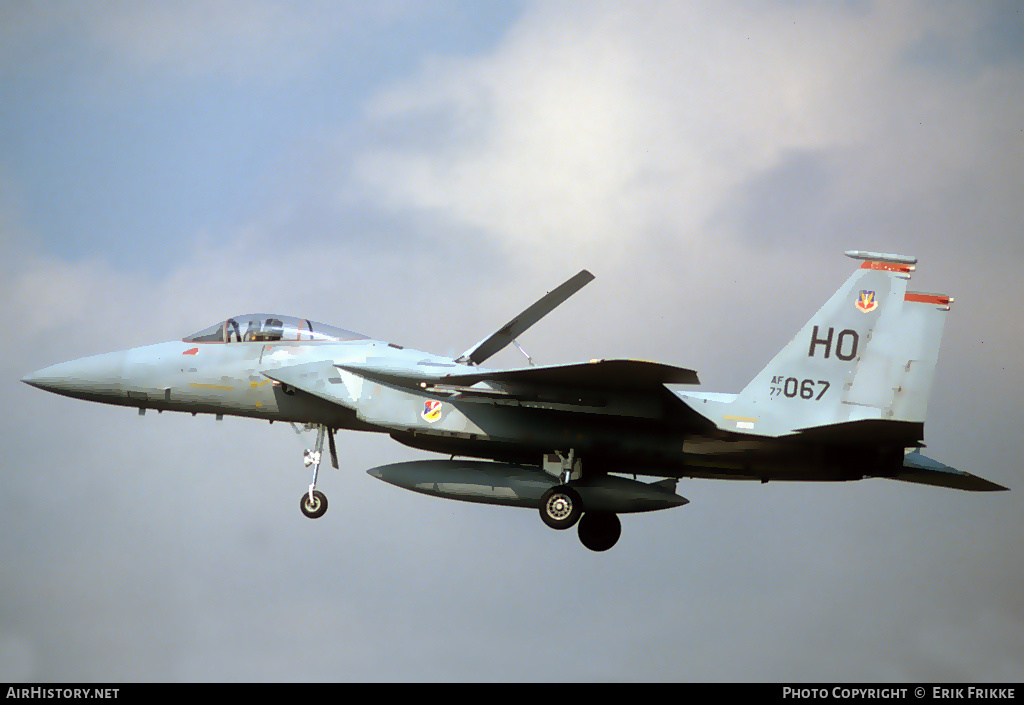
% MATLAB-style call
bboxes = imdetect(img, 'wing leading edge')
[436,358,698,389]
[336,357,699,396]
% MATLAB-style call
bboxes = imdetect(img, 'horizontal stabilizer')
[457,269,595,365]
[893,450,1009,492]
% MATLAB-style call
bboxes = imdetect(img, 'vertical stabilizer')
[683,252,951,439]
[886,290,951,423]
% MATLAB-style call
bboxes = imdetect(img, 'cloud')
[352,1,1024,269]
[3,1,1023,682]
[84,1,332,80]
[0,2,430,82]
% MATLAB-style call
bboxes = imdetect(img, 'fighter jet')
[22,251,1006,551]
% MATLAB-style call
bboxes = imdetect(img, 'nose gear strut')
[299,424,337,519]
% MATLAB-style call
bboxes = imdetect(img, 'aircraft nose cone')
[22,362,72,392]
[22,351,127,400]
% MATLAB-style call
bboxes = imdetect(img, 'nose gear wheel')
[300,489,328,519]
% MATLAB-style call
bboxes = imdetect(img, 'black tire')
[577,512,621,552]
[300,490,328,519]
[539,485,583,530]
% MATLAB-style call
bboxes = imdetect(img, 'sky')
[1,0,1022,682]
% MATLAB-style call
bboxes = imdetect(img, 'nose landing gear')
[298,424,337,519]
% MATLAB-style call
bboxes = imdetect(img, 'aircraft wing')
[337,358,699,397]
[456,269,595,366]
[260,357,699,422]
[437,359,699,390]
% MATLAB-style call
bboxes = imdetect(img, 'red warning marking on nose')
[183,347,199,355]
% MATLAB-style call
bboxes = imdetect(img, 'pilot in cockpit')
[244,319,260,342]
[184,314,365,345]
[223,318,242,343]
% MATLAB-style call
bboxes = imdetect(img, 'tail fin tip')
[845,250,918,265]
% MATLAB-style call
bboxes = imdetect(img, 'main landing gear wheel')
[577,512,621,552]
[539,485,583,530]
[300,490,328,519]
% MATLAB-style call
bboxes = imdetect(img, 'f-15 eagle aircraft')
[23,251,1006,551]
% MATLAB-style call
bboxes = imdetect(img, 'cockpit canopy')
[184,314,368,344]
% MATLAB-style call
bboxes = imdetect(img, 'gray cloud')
[1,0,1021,682]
